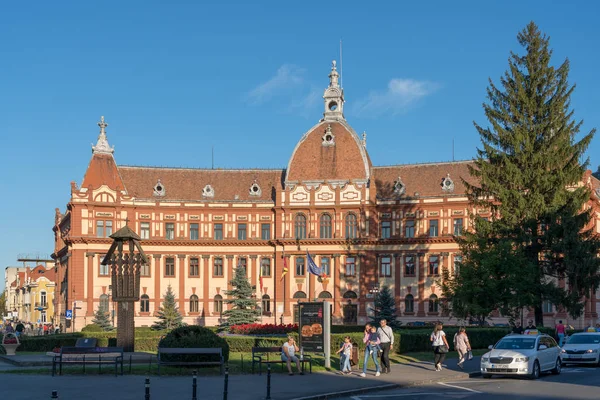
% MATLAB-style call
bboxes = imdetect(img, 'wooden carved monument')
[101,223,147,352]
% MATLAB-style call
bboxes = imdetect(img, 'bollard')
[223,366,229,400]
[192,370,197,400]
[51,390,59,399]
[266,364,272,400]
[145,377,150,400]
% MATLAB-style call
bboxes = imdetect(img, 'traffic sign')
[65,310,73,320]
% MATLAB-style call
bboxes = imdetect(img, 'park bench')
[157,347,224,375]
[251,346,312,375]
[52,346,124,377]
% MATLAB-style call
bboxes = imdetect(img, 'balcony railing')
[34,302,48,309]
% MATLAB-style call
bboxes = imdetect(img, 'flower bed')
[229,323,298,335]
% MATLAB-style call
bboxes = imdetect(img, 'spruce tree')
[152,284,183,330]
[369,286,400,328]
[453,22,600,326]
[92,304,113,331]
[221,266,260,328]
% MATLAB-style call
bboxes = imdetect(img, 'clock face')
[329,101,338,111]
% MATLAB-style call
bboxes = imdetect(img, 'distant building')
[52,61,600,330]
[5,264,56,324]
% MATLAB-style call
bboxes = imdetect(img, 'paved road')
[340,366,600,400]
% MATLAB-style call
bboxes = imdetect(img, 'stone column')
[202,255,210,314]
[283,255,291,317]
[226,255,234,293]
[332,254,341,317]
[358,254,368,318]
[178,254,186,314]
[394,253,402,317]
[249,255,258,290]
[153,254,162,313]
[86,252,95,317]
[417,253,426,317]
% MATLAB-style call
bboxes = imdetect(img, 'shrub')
[81,324,103,332]
[158,325,230,362]
[229,323,298,335]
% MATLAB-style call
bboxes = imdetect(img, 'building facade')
[52,61,600,331]
[5,264,56,324]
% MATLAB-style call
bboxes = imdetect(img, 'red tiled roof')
[118,167,284,202]
[82,154,125,190]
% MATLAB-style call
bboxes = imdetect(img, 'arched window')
[343,291,358,299]
[320,214,332,239]
[262,294,271,314]
[345,213,358,239]
[404,294,414,313]
[293,291,307,299]
[214,294,223,313]
[99,294,109,311]
[189,295,199,313]
[429,294,439,313]
[318,291,332,299]
[294,214,307,239]
[140,294,150,313]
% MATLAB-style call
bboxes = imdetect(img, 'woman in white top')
[430,323,450,371]
[281,336,303,375]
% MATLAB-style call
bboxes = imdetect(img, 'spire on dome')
[92,116,114,154]
[322,60,345,122]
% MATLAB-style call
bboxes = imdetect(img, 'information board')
[299,302,325,352]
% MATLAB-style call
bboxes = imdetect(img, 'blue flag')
[306,250,323,276]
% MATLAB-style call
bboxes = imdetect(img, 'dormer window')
[393,177,406,196]
[202,184,215,198]
[322,124,335,147]
[153,179,166,197]
[249,181,262,196]
[441,174,455,192]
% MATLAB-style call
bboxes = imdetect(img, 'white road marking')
[350,393,472,399]
[438,382,483,393]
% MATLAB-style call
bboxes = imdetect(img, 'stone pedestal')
[117,301,136,352]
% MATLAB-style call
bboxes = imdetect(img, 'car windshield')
[567,335,600,345]
[495,337,536,350]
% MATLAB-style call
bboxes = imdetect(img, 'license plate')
[571,355,581,359]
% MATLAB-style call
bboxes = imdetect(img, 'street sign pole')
[323,300,331,369]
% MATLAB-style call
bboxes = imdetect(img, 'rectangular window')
[140,222,150,239]
[238,257,247,275]
[542,300,553,314]
[404,255,416,276]
[345,257,356,277]
[321,257,330,276]
[190,223,199,240]
[261,223,271,240]
[261,258,271,276]
[99,262,109,276]
[165,257,175,277]
[453,218,464,236]
[453,255,462,276]
[429,219,439,237]
[295,257,305,276]
[381,221,391,239]
[105,220,113,237]
[97,220,104,238]
[405,220,415,238]
[237,223,247,240]
[140,264,150,277]
[166,223,175,240]
[96,220,113,238]
[214,223,223,240]
[189,257,199,277]
[379,256,391,277]
[429,255,439,276]
[213,257,223,277]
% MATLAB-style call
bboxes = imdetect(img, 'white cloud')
[353,78,440,116]
[246,64,305,104]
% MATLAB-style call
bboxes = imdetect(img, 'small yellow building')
[11,265,56,325]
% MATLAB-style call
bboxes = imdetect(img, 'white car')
[560,332,600,366]
[480,333,561,379]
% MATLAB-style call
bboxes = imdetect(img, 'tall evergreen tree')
[369,286,400,328]
[448,22,600,326]
[152,284,183,330]
[221,266,260,327]
[92,304,113,331]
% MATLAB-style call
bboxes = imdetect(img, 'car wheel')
[529,360,540,380]
[551,358,561,375]
[482,373,492,379]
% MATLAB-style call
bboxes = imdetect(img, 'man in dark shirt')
[525,320,537,330]
[512,321,524,334]
[15,321,25,337]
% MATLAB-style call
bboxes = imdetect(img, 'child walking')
[336,336,353,375]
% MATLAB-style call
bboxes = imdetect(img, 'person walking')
[377,319,394,374]
[555,320,566,347]
[336,336,353,375]
[430,323,449,371]
[453,327,471,369]
[360,323,381,377]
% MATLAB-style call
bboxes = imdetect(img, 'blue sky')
[1,1,599,291]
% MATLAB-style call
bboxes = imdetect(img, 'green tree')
[0,290,7,317]
[91,304,113,331]
[369,286,400,328]
[152,284,183,330]
[453,22,600,326]
[221,266,260,328]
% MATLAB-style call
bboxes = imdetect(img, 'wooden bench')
[251,346,312,375]
[157,347,224,375]
[52,346,124,377]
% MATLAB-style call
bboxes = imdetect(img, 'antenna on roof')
[339,39,343,88]
[212,145,214,169]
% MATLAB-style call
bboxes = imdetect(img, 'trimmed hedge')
[158,326,230,362]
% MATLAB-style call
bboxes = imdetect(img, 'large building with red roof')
[51,61,600,331]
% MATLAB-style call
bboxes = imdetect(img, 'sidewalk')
[0,355,482,400]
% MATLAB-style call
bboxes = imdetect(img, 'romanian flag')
[280,255,288,282]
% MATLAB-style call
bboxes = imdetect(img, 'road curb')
[288,371,481,400]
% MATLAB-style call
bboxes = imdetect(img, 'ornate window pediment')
[249,180,262,196]
[441,174,454,192]
[153,179,166,197]
[322,124,335,147]
[202,184,215,198]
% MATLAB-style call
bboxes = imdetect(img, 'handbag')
[438,345,449,354]
[467,350,473,360]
